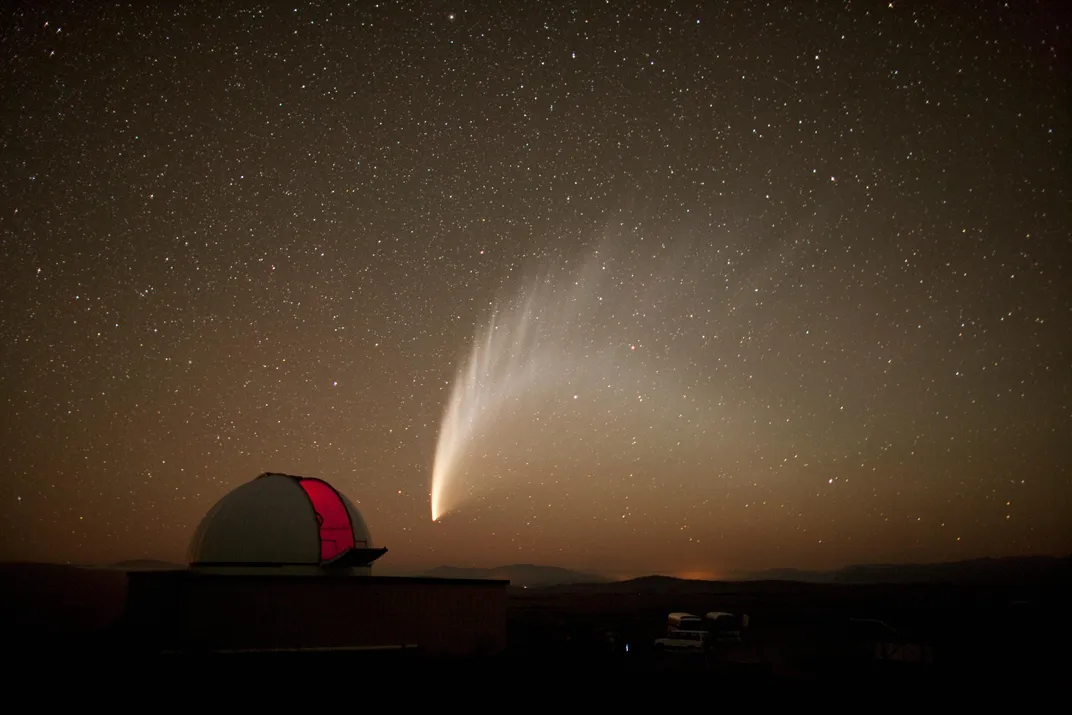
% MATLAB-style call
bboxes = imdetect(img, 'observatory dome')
[188,473,386,574]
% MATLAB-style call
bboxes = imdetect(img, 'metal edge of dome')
[256,472,305,481]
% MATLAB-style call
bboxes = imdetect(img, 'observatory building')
[188,472,387,575]
[117,472,508,656]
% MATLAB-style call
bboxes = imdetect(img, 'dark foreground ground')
[4,562,1068,692]
[500,576,1068,688]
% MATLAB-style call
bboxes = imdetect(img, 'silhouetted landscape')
[421,564,607,588]
[734,555,1071,585]
[504,556,1070,687]
[4,554,1068,690]
[420,555,1069,588]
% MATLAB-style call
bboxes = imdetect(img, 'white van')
[656,612,708,652]
[667,612,705,633]
[654,629,707,652]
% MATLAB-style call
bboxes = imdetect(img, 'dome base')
[189,563,375,576]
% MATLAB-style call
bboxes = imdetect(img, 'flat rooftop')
[131,570,511,587]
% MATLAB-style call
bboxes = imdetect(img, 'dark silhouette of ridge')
[422,563,606,588]
[736,555,1070,585]
[535,574,742,595]
[424,555,1069,592]
[510,556,1071,594]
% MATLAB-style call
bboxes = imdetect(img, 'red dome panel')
[296,478,355,561]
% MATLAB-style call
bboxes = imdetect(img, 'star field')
[0,1,1068,577]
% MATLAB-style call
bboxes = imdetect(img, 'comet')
[429,236,710,521]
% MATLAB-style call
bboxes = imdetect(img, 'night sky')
[1,1,1068,578]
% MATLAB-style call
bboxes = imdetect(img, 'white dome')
[188,473,383,570]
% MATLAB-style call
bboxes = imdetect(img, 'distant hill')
[509,555,1071,594]
[737,568,831,584]
[535,574,748,595]
[423,564,607,588]
[737,556,1071,585]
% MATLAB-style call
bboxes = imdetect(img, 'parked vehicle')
[656,612,708,652]
[705,611,745,643]
[654,629,707,652]
[845,618,934,664]
[667,612,705,633]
